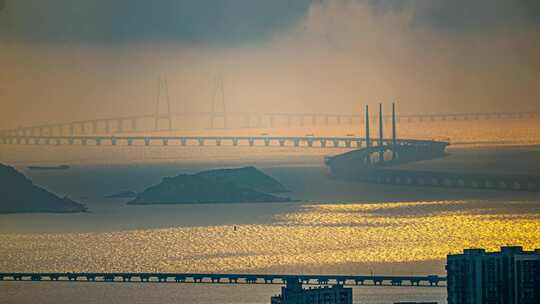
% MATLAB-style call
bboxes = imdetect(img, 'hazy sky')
[1,0,539,128]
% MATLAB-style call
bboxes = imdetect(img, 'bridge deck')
[2,110,539,136]
[0,272,446,287]
[0,135,441,149]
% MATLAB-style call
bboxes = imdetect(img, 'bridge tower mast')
[392,103,397,160]
[365,105,370,149]
[154,76,173,131]
[379,103,384,163]
[211,76,227,129]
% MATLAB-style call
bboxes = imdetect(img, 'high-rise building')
[447,246,540,304]
[271,278,352,304]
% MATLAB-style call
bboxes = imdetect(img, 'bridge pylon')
[392,102,397,160]
[379,103,384,163]
[365,105,370,148]
[154,76,173,131]
[210,76,227,129]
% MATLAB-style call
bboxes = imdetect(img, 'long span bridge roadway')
[0,135,438,150]
[0,272,445,287]
[1,110,539,137]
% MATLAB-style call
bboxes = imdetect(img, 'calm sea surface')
[1,120,540,304]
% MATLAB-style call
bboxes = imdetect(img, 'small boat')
[28,165,70,171]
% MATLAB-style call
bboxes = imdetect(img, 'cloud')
[2,0,540,45]
[368,0,540,31]
[0,0,539,129]
[0,0,311,45]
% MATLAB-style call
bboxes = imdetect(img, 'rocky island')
[194,166,289,193]
[0,164,87,213]
[128,167,291,205]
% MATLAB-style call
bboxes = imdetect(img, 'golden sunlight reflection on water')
[1,201,539,274]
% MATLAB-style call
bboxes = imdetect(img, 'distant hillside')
[0,164,87,214]
[195,166,289,193]
[128,167,291,205]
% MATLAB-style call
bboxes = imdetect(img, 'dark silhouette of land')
[195,166,289,193]
[27,165,70,171]
[0,164,86,213]
[128,167,291,205]
[105,191,137,199]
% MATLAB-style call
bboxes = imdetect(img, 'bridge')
[0,134,438,150]
[1,109,539,138]
[0,272,445,287]
[0,104,462,151]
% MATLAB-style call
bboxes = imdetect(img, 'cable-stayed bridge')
[1,110,539,139]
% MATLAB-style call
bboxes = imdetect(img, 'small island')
[0,164,87,214]
[128,166,291,205]
[105,191,138,199]
[194,166,289,193]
